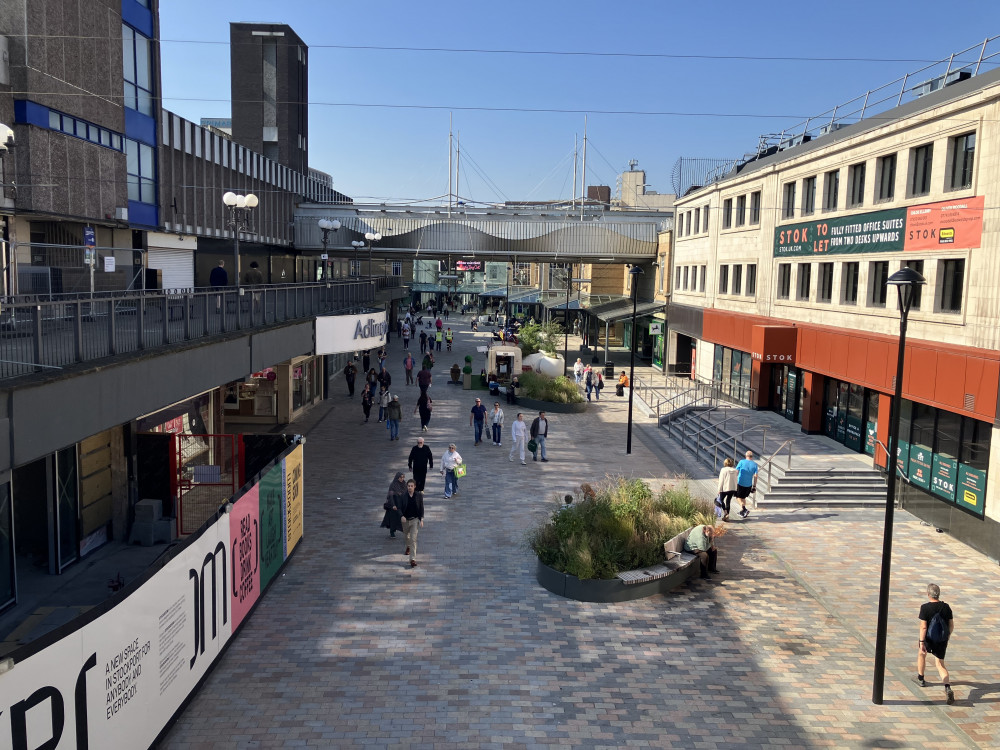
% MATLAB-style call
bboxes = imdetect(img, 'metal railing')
[700,425,770,474]
[759,439,795,495]
[0,278,399,381]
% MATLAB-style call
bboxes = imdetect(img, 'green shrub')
[528,477,713,580]
[518,371,584,404]
[518,321,563,357]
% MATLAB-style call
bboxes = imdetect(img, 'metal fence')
[0,278,400,380]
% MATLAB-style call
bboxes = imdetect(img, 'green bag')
[454,463,467,478]
[527,439,538,453]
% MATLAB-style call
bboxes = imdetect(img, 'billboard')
[315,311,388,355]
[456,261,481,271]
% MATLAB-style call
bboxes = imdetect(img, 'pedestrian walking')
[435,329,443,351]
[584,367,593,401]
[435,317,443,332]
[343,359,357,397]
[399,479,424,568]
[362,351,371,374]
[378,366,392,391]
[361,385,374,423]
[716,458,738,521]
[734,450,759,518]
[365,368,378,394]
[210,260,228,311]
[402,321,411,349]
[917,583,956,704]
[440,443,464,499]
[404,352,415,385]
[509,415,527,464]
[408,436,434,491]
[489,402,505,446]
[386,395,402,440]
[529,411,550,462]
[415,391,433,431]
[445,328,454,351]
[417,366,432,394]
[470,397,487,445]
[243,261,264,285]
[419,330,428,353]
[595,372,604,400]
[378,387,390,423]
[422,352,435,371]
[380,472,406,538]
[573,358,584,384]
[617,371,629,397]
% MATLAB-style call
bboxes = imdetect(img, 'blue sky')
[159,1,1000,205]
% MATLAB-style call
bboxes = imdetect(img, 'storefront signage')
[845,415,863,453]
[931,454,958,502]
[649,322,663,335]
[773,197,984,258]
[456,260,481,271]
[908,444,932,490]
[750,325,797,365]
[895,439,910,476]
[865,421,877,456]
[315,311,388,355]
[957,464,986,515]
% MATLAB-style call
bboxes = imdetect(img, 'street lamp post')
[626,265,644,455]
[872,266,926,705]
[562,270,590,377]
[317,219,340,281]
[350,240,365,278]
[222,191,258,287]
[364,231,382,281]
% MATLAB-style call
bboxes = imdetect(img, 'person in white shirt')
[440,443,464,498]
[717,457,738,521]
[509,413,528,465]
[489,402,505,446]
[573,358,584,384]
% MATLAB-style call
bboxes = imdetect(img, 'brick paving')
[158,320,994,749]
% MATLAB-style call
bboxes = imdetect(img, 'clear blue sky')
[159,1,1000,205]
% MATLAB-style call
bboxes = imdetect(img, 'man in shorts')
[917,583,955,704]
[734,450,758,518]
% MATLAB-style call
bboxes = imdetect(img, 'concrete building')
[670,52,1000,558]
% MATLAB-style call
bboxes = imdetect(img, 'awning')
[592,299,664,323]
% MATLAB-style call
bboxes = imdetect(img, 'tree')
[518,321,563,357]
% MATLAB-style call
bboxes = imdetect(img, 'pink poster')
[230,485,261,631]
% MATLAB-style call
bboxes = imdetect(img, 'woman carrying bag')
[617,371,629,397]
[489,402,505,446]
[717,457,738,521]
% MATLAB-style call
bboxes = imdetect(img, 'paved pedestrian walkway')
[158,318,999,749]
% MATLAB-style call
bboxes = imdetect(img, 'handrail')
[874,439,911,485]
[700,424,769,474]
[758,439,795,493]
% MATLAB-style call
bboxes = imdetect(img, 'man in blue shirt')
[734,450,759,519]
[470,397,488,445]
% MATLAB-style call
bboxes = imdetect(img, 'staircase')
[659,405,887,508]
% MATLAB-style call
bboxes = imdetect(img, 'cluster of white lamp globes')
[222,191,258,210]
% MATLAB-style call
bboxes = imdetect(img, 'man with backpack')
[917,583,955,704]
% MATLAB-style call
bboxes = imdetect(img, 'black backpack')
[927,608,949,643]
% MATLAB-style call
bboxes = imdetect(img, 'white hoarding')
[315,311,388,355]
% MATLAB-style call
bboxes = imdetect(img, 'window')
[732,264,743,295]
[685,212,692,235]
[910,143,933,196]
[699,265,706,292]
[818,262,834,303]
[777,263,791,299]
[658,258,665,292]
[782,182,796,219]
[122,24,154,116]
[125,138,156,203]
[938,258,965,313]
[848,162,866,207]
[735,195,746,226]
[877,154,896,202]
[683,266,689,290]
[745,264,757,296]
[802,176,816,215]
[868,261,889,307]
[904,259,924,310]
[702,205,710,232]
[675,267,682,289]
[960,415,991,470]
[823,169,840,211]
[718,265,729,294]
[693,208,701,233]
[841,262,859,304]
[797,263,811,301]
[690,266,698,291]
[722,198,733,229]
[749,191,761,224]
[949,132,975,190]
[391,261,402,276]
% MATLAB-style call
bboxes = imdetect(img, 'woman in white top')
[489,402,505,446]
[717,457,738,521]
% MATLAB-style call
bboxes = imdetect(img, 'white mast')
[580,116,588,221]
[456,131,461,206]
[572,134,578,211]
[448,113,453,217]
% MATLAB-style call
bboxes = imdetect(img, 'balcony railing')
[0,278,402,381]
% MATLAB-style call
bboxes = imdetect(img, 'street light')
[317,219,340,280]
[351,240,365,277]
[626,265,644,455]
[872,265,926,705]
[364,231,382,280]
[222,191,258,287]
[562,270,590,377]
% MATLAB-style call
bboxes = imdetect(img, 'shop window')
[735,195,746,227]
[949,132,975,190]
[802,176,816,215]
[818,262,834,303]
[936,410,961,460]
[722,198,733,229]
[904,259,924,310]
[749,191,761,224]
[842,262,859,304]
[823,169,839,211]
[777,263,791,299]
[848,162,866,207]
[782,181,796,219]
[745,264,756,296]
[732,264,743,295]
[910,143,933,197]
[869,261,889,307]
[960,416,991,471]
[796,263,811,301]
[877,154,897,202]
[718,264,729,294]
[937,258,964,313]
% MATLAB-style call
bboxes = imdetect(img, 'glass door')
[823,379,839,439]
[55,447,80,571]
[864,391,879,456]
[844,384,865,452]
[784,369,800,422]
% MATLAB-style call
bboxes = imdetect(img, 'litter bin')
[604,362,615,377]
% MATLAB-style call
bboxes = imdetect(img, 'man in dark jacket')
[378,367,392,391]
[209,260,228,288]
[399,479,424,568]
[407,437,434,491]
[343,360,357,397]
[416,366,432,394]
[529,411,550,462]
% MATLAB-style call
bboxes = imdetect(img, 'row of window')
[775,258,964,313]
[677,190,765,237]
[718,263,758,297]
[781,132,975,218]
[47,110,123,151]
[675,264,707,293]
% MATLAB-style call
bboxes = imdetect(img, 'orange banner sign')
[904,196,984,252]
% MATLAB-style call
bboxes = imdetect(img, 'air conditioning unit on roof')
[817,122,847,137]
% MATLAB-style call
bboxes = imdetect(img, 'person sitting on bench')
[683,524,719,579]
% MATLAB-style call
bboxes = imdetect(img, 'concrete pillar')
[800,371,824,434]
[875,393,893,469]
[750,360,768,409]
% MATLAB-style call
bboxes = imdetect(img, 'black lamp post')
[626,265,644,455]
[222,191,258,288]
[872,265,926,705]
[317,219,340,281]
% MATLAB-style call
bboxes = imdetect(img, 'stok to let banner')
[773,196,984,257]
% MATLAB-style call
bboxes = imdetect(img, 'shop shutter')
[147,247,194,291]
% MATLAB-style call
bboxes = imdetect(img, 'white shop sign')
[315,311,388,355]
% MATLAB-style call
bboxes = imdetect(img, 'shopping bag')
[454,463,468,478]
[527,439,538,454]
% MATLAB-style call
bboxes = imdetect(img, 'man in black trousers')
[407,436,434,492]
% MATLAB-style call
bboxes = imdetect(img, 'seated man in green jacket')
[683,524,719,579]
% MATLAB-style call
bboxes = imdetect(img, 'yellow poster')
[284,444,304,554]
